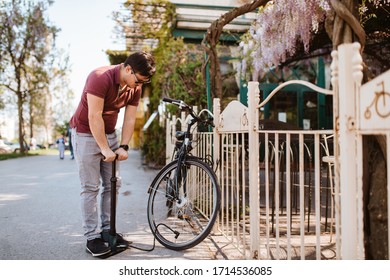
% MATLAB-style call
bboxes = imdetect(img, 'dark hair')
[124,51,156,78]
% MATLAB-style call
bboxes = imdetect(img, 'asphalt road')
[0,150,235,260]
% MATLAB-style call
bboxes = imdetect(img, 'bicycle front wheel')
[147,157,221,251]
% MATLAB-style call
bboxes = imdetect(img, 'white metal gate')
[246,80,335,260]
[164,43,389,260]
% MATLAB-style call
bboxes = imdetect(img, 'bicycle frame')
[163,97,213,206]
[173,113,197,205]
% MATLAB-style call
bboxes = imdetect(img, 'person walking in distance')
[56,135,66,159]
[66,126,74,159]
[69,51,156,257]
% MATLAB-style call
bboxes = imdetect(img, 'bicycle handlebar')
[162,97,189,109]
[162,97,178,104]
[162,97,214,127]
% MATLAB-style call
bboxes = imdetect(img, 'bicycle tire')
[147,156,221,251]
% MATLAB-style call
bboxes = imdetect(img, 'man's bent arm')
[121,105,137,146]
[114,105,137,161]
[87,93,116,161]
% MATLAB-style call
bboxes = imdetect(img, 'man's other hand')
[115,147,129,161]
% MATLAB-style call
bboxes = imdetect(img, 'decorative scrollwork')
[219,115,224,128]
[242,111,248,127]
[364,81,390,119]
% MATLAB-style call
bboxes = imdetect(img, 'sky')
[47,0,124,105]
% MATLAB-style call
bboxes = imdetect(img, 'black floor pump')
[99,156,127,258]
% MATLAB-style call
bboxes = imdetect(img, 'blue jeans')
[71,128,121,240]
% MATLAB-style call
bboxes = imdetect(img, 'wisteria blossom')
[239,0,331,77]
[239,0,389,79]
[370,0,390,7]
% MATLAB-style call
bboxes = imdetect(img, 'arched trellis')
[201,0,368,101]
[329,0,366,49]
[201,0,270,101]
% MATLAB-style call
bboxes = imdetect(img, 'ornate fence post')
[247,81,260,259]
[181,111,186,131]
[213,98,221,232]
[168,115,177,164]
[192,106,198,158]
[166,113,171,164]
[330,49,342,259]
[337,42,363,259]
[213,98,221,179]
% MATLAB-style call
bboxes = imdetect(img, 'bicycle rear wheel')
[147,157,220,251]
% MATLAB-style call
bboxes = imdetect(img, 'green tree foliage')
[106,50,130,65]
[53,121,69,138]
[150,39,207,111]
[144,37,206,165]
[0,0,72,151]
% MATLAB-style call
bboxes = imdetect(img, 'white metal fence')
[166,101,337,259]
[215,96,336,260]
[164,43,389,260]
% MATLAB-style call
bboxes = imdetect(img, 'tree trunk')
[29,98,34,139]
[15,67,26,154]
[363,136,388,259]
[202,0,271,100]
[17,91,26,154]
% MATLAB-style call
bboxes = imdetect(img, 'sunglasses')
[131,70,151,85]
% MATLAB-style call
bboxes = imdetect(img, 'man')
[70,51,156,257]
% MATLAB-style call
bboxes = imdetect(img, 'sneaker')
[86,238,111,257]
[101,231,132,248]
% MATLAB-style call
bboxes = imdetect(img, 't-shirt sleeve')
[84,71,110,99]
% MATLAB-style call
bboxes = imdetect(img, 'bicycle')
[147,97,221,251]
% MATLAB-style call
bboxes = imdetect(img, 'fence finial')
[331,50,339,90]
[352,43,363,85]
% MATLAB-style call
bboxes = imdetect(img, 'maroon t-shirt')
[70,64,141,134]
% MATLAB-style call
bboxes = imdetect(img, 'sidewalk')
[0,150,237,260]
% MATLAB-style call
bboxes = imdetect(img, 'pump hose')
[128,223,179,252]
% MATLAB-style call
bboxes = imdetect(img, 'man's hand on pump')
[102,147,128,162]
[102,148,117,162]
[115,147,129,161]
